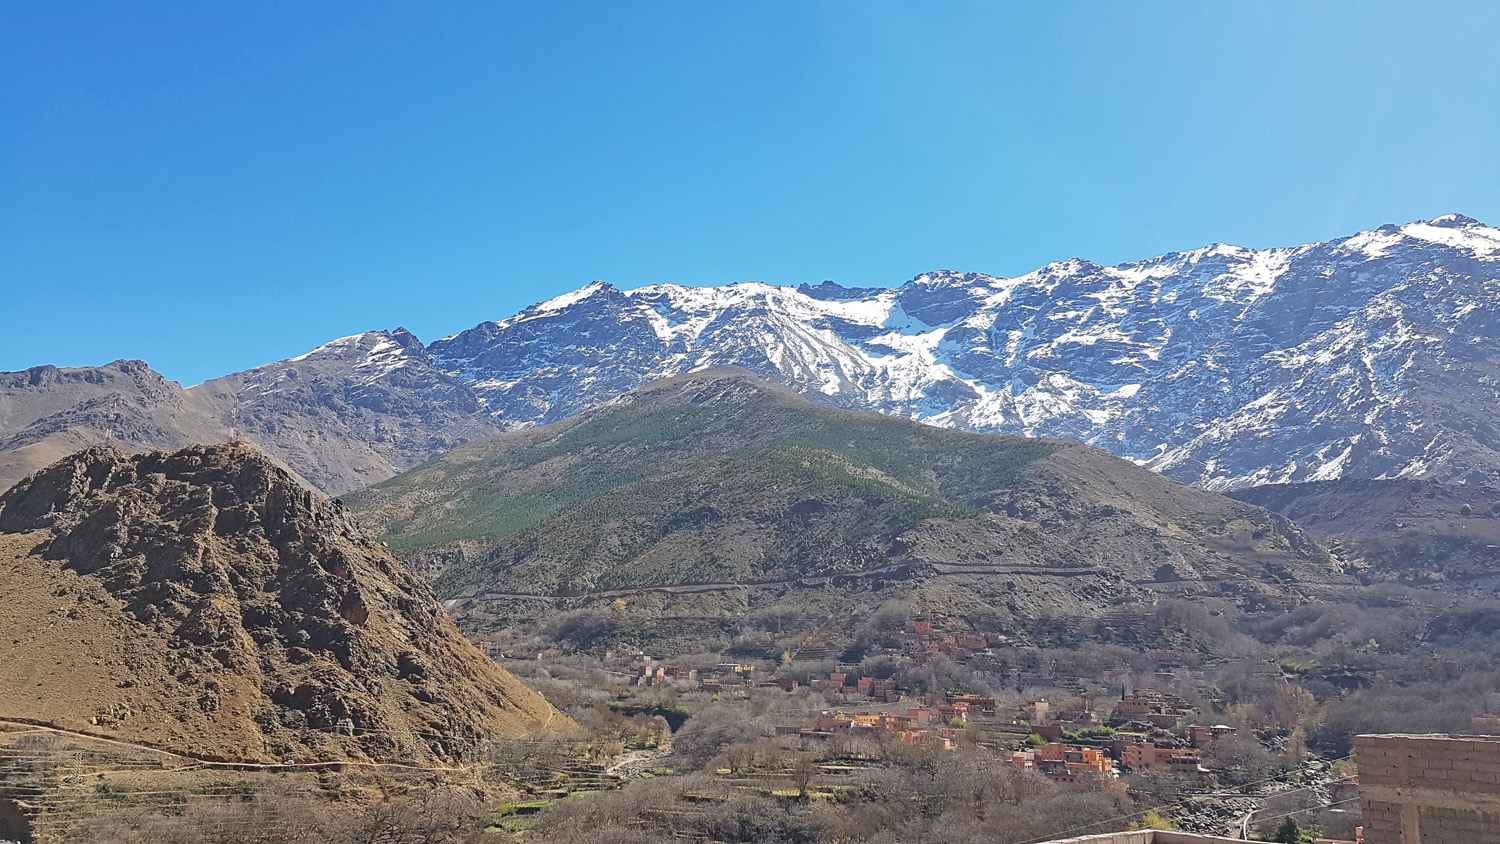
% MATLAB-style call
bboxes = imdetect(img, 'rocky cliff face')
[0,445,566,764]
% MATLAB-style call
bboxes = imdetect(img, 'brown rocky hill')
[0,445,566,765]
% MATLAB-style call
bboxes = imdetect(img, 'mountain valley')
[4,221,1499,843]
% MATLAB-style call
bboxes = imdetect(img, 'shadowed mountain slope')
[0,445,567,765]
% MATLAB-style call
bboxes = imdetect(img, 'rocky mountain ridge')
[0,330,505,494]
[4,214,1497,494]
[422,214,1500,491]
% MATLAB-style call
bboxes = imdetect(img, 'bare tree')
[790,754,818,799]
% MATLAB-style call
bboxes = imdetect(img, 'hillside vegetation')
[348,370,1334,625]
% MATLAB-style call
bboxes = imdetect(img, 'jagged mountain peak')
[1032,257,1108,276]
[1331,214,1500,260]
[388,326,424,351]
[282,328,424,366]
[186,327,503,495]
[530,279,622,312]
[797,279,887,301]
[904,269,996,285]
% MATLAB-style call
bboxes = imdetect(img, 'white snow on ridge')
[286,333,373,362]
[401,214,1500,489]
[535,280,614,313]
[1400,221,1500,257]
[353,336,415,380]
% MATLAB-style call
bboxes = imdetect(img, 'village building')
[807,670,899,702]
[948,693,997,716]
[1023,699,1051,725]
[1120,743,1203,774]
[1110,690,1190,720]
[1007,742,1114,786]
[633,665,700,687]
[1356,732,1500,843]
[802,705,963,748]
[1187,724,1236,748]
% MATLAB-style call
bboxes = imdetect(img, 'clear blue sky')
[3,1,1498,385]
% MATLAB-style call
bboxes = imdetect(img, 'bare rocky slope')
[346,369,1338,653]
[190,328,506,494]
[1231,478,1500,593]
[0,445,567,765]
[0,360,232,493]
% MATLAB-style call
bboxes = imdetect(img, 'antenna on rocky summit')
[104,396,119,449]
[229,395,241,445]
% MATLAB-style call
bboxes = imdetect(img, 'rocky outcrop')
[0,445,566,764]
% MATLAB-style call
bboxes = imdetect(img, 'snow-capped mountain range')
[418,213,1500,490]
[4,214,1499,494]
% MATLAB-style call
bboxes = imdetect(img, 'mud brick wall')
[1356,734,1500,843]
